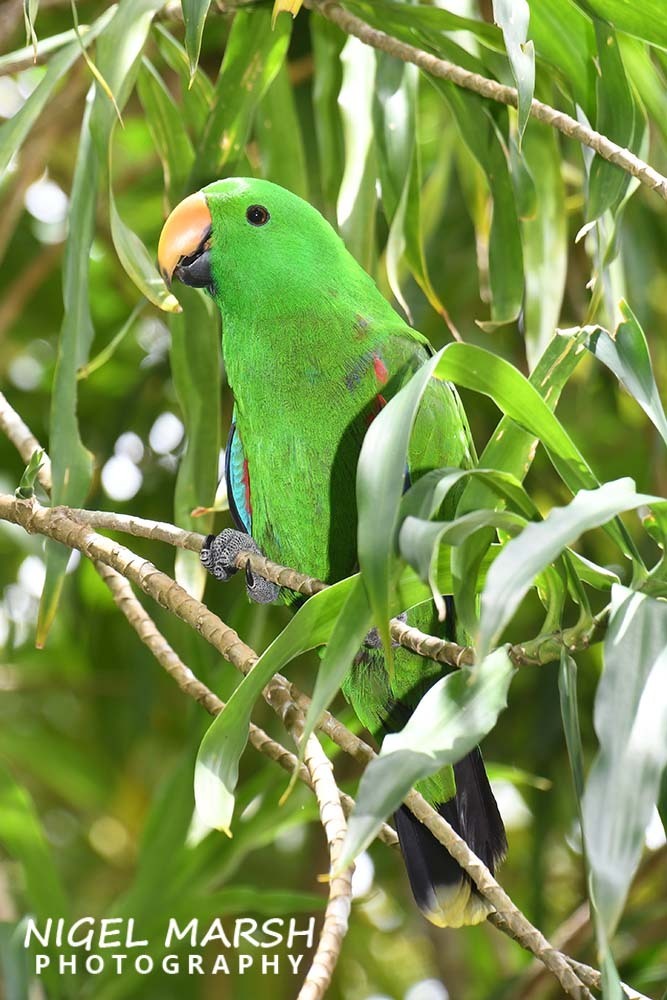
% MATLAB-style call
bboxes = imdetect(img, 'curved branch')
[306,0,667,203]
[294,730,353,1000]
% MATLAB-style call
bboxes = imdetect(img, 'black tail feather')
[395,748,507,927]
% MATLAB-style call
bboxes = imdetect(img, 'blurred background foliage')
[1,0,667,998]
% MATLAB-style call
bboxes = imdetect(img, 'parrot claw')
[200,529,280,603]
[244,561,280,604]
[363,612,408,649]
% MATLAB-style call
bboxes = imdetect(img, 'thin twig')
[0,390,53,491]
[401,789,593,999]
[305,0,667,204]
[291,727,353,1000]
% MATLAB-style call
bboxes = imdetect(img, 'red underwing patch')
[242,459,252,516]
[373,354,388,384]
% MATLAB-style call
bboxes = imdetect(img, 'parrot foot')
[363,612,408,649]
[200,529,280,604]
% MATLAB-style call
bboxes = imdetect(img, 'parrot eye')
[246,204,270,227]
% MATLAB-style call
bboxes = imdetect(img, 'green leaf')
[452,330,590,633]
[109,178,181,312]
[568,550,620,590]
[588,20,636,221]
[15,449,44,500]
[77,300,146,380]
[375,53,417,317]
[195,697,252,837]
[658,765,667,834]
[586,302,667,447]
[527,0,596,116]
[89,0,166,154]
[573,0,667,50]
[375,56,446,322]
[0,25,83,73]
[0,763,68,922]
[433,344,586,487]
[170,285,221,599]
[521,125,567,370]
[39,0,166,645]
[290,577,375,789]
[0,921,30,1000]
[492,0,535,142]
[582,585,667,940]
[337,35,377,270]
[153,23,214,140]
[0,6,116,176]
[337,647,515,870]
[357,336,625,663]
[193,577,354,831]
[397,464,540,618]
[39,100,98,646]
[400,508,527,617]
[430,75,523,326]
[433,341,642,567]
[347,0,502,50]
[137,58,195,206]
[311,17,346,220]
[401,466,539,523]
[256,62,309,199]
[357,350,442,660]
[181,0,212,80]
[23,0,39,58]
[559,650,586,811]
[477,479,659,658]
[193,9,291,185]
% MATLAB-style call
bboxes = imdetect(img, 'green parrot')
[158,178,506,927]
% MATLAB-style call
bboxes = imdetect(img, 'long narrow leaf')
[337,35,377,270]
[582,585,667,943]
[0,7,116,175]
[181,0,212,80]
[477,479,660,658]
[357,350,443,659]
[587,302,667,447]
[452,330,590,633]
[492,0,535,142]
[337,647,515,870]
[170,285,221,598]
[193,9,291,185]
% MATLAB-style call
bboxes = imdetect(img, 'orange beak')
[157,191,213,286]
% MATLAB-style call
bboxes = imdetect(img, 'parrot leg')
[363,612,408,650]
[200,529,280,604]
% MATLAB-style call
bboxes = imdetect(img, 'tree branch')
[292,728,353,1000]
[305,0,667,204]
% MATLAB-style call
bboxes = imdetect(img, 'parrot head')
[158,177,358,313]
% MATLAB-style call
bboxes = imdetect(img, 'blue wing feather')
[225,417,252,535]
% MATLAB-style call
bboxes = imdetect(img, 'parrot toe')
[363,611,408,649]
[200,529,280,603]
[244,562,280,604]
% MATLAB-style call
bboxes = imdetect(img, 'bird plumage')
[159,177,507,926]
